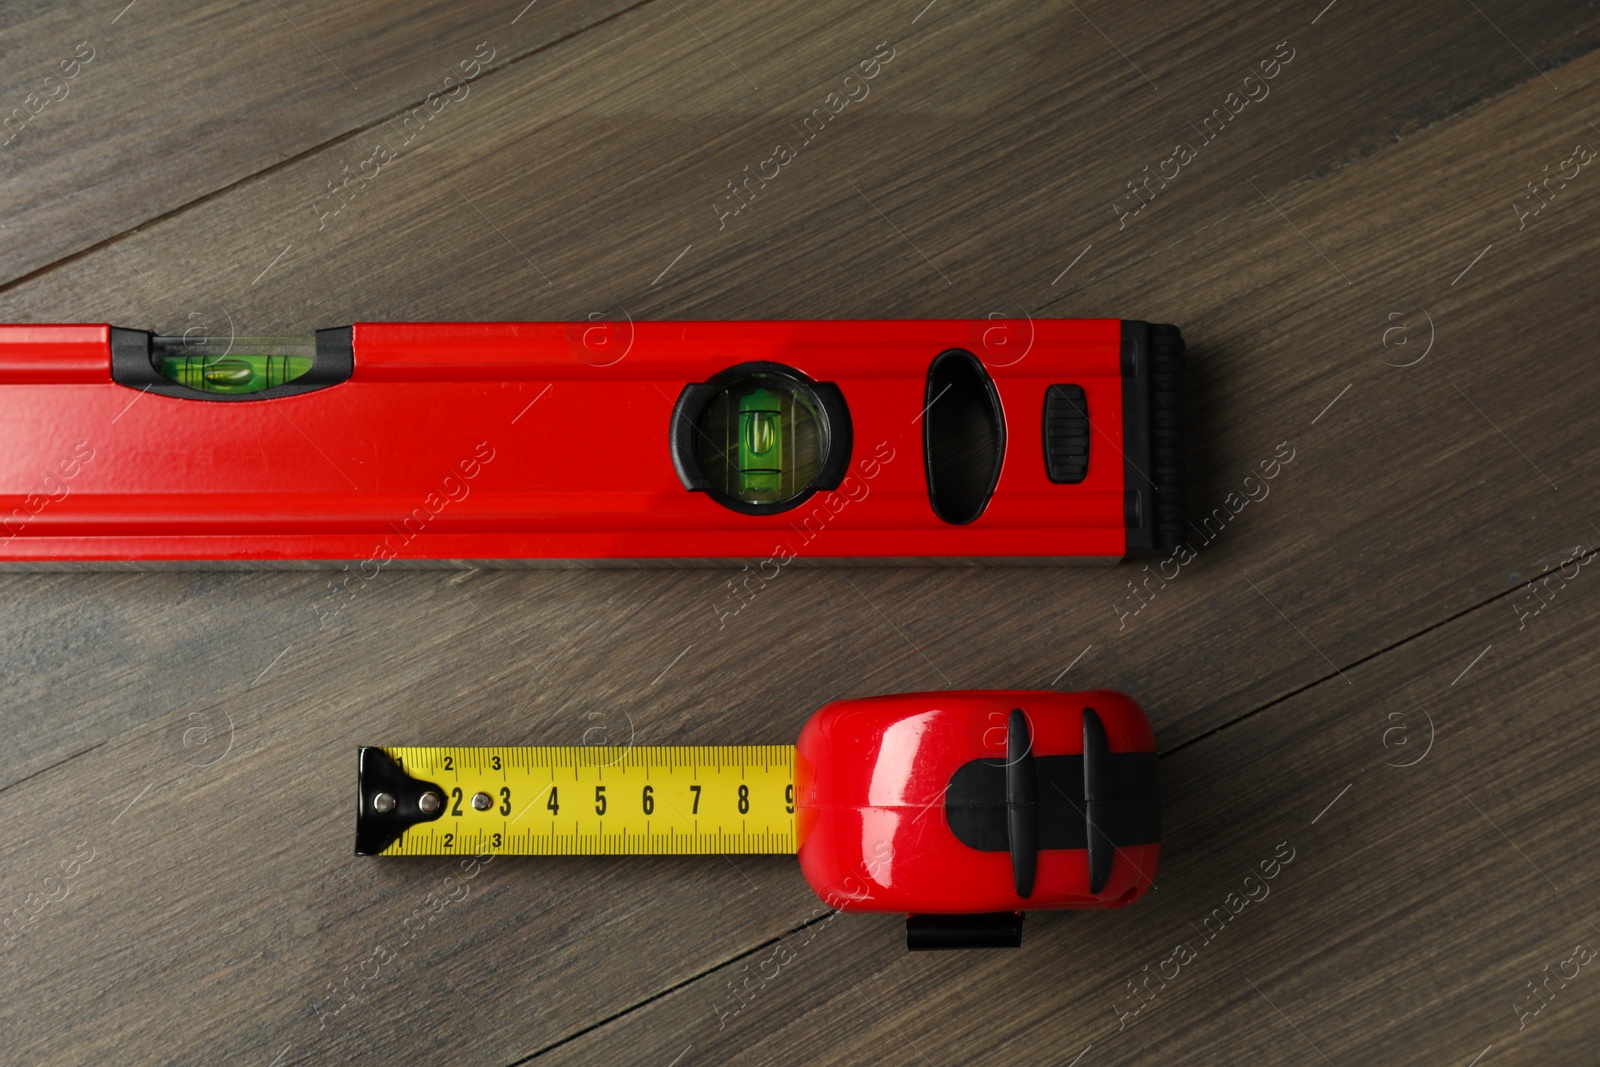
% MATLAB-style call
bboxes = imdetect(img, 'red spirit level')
[355,689,1161,949]
[0,319,1184,564]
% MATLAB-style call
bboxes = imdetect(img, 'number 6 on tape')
[355,689,1161,950]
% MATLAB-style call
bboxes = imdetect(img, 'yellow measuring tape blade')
[376,745,797,856]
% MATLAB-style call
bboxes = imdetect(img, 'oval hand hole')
[924,349,1005,525]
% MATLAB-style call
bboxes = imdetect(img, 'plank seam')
[0,0,662,301]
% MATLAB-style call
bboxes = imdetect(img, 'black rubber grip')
[1043,383,1090,483]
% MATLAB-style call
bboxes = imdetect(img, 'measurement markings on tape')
[356,745,797,856]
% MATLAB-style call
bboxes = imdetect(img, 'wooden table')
[2,1,1596,1063]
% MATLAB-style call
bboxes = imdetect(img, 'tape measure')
[356,745,797,856]
[355,690,1164,951]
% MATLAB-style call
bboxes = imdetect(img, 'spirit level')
[0,319,1184,564]
[356,689,1162,949]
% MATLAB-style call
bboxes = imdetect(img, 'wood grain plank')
[1,0,1596,320]
[0,0,643,286]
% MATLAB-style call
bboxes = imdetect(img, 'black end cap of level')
[1120,321,1186,551]
[906,912,1024,950]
